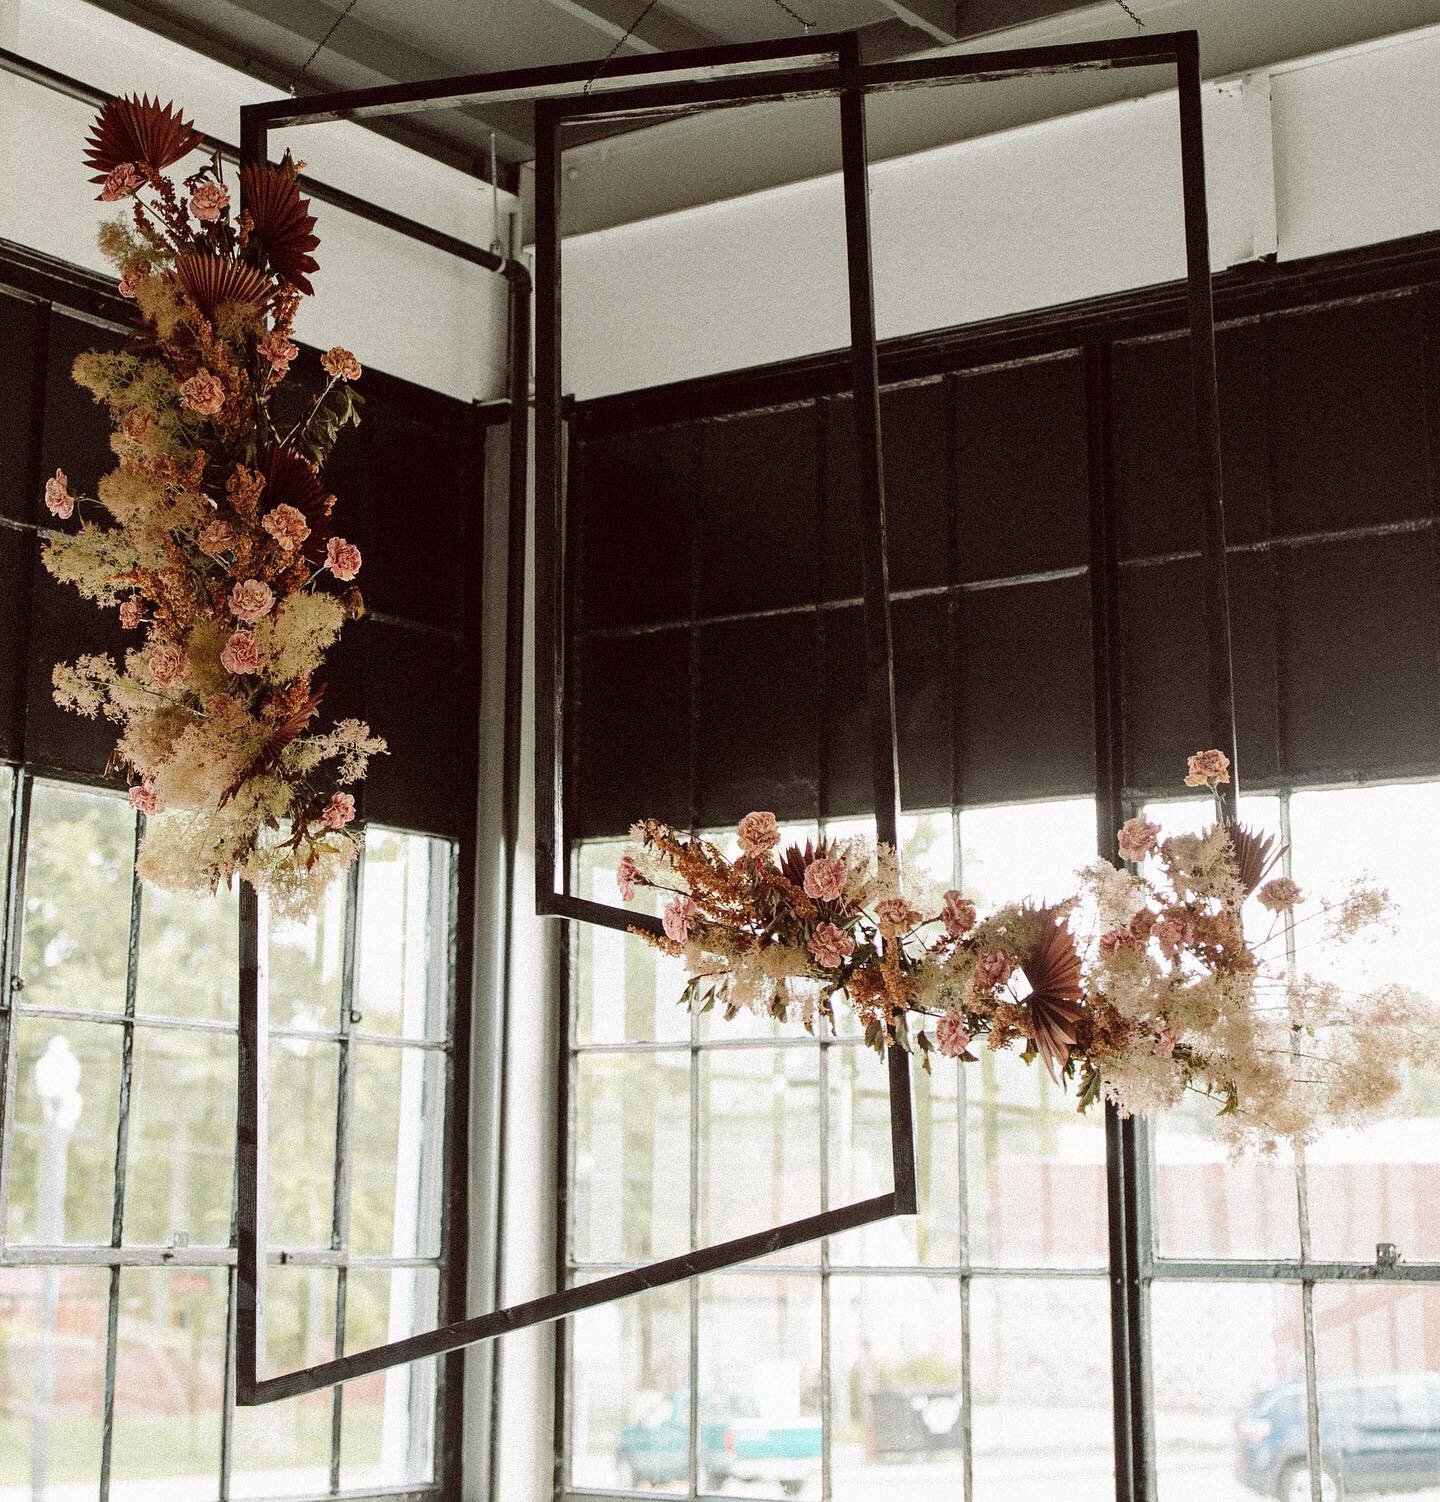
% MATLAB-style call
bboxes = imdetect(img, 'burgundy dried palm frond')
[258,444,333,562]
[220,685,326,803]
[173,254,272,319]
[1225,822,1283,897]
[1014,904,1084,1083]
[239,164,320,295]
[84,95,202,183]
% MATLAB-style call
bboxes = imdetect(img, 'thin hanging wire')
[588,0,816,91]
[290,0,362,94]
[1112,0,1145,26]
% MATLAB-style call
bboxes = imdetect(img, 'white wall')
[0,0,517,402]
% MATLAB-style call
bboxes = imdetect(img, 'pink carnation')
[321,346,363,382]
[1258,876,1303,914]
[99,163,143,201]
[189,181,230,222]
[257,330,298,370]
[148,643,188,687]
[325,536,362,581]
[935,1011,971,1059]
[1184,748,1231,788]
[974,950,1013,992]
[128,783,163,815]
[220,630,261,676]
[1098,928,1141,957]
[803,857,847,903]
[119,599,144,630]
[1117,816,1161,863]
[179,368,226,416]
[737,811,779,857]
[262,504,310,551]
[118,266,146,299]
[229,579,274,623]
[1153,1027,1181,1059]
[44,468,73,519]
[807,921,854,969]
[662,896,696,944]
[321,792,356,831]
[941,890,976,938]
[197,519,237,557]
[616,854,640,903]
[875,895,921,939]
[1153,909,1193,961]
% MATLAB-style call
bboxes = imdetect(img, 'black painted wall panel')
[0,289,47,524]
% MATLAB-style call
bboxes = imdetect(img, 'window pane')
[959,797,1096,910]
[569,1278,690,1495]
[698,1272,823,1500]
[349,1043,445,1259]
[7,1016,120,1245]
[108,1267,227,1500]
[231,1268,334,1497]
[1152,1281,1304,1502]
[572,1049,690,1265]
[1314,1283,1440,1501]
[968,1278,1112,1500]
[267,874,345,1033]
[699,1047,821,1263]
[340,1267,439,1489]
[574,840,689,1046]
[123,1027,235,1247]
[1290,784,1440,1262]
[265,1039,339,1250]
[135,879,238,1022]
[827,1042,961,1268]
[0,1266,108,1499]
[355,829,450,1040]
[829,1274,963,1501]
[21,781,134,1014]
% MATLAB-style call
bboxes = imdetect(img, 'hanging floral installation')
[43,96,383,917]
[620,751,1437,1149]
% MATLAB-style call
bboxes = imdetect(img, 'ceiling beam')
[539,0,721,55]
[876,0,962,43]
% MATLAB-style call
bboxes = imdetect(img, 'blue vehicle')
[1235,1375,1440,1502]
[614,1390,821,1495]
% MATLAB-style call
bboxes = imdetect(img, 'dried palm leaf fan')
[257,444,334,565]
[174,254,272,319]
[83,93,202,183]
[238,163,321,295]
[1013,905,1085,1081]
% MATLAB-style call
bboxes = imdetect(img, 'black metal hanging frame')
[233,27,1236,1418]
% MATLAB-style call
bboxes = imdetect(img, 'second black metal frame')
[233,31,1235,1449]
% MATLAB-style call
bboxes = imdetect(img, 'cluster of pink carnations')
[43,95,383,916]
[621,752,1436,1149]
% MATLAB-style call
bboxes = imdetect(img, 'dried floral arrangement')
[620,751,1437,1150]
[42,96,383,917]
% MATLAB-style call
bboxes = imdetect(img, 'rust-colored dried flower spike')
[84,94,202,184]
[238,163,320,295]
[174,254,272,319]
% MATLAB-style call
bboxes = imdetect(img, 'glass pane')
[1290,784,1440,1262]
[1314,1284,1440,1501]
[968,1277,1112,1500]
[827,1041,961,1267]
[0,1266,108,1499]
[1152,1281,1305,1502]
[267,871,345,1032]
[349,1043,445,1259]
[123,1026,235,1247]
[355,828,450,1039]
[569,1277,689,1495]
[967,1047,1107,1269]
[699,1048,821,1262]
[135,879,238,1021]
[265,1039,339,1250]
[339,1267,438,1489]
[21,780,135,1014]
[958,797,1097,910]
[572,1049,690,1264]
[7,1016,121,1245]
[829,1274,963,1501]
[698,1273,823,1500]
[108,1267,227,1500]
[575,839,689,1046]
[231,1268,334,1497]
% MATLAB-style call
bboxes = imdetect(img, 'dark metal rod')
[838,48,917,1218]
[1175,33,1240,821]
[234,880,267,1402]
[243,1191,898,1404]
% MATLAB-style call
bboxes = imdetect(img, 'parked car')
[1236,1374,1440,1501]
[865,1385,964,1458]
[615,1390,821,1494]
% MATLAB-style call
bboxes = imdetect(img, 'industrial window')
[0,765,456,1501]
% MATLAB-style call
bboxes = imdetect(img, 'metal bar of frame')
[233,27,1226,1409]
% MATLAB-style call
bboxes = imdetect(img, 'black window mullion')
[0,769,32,1250]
